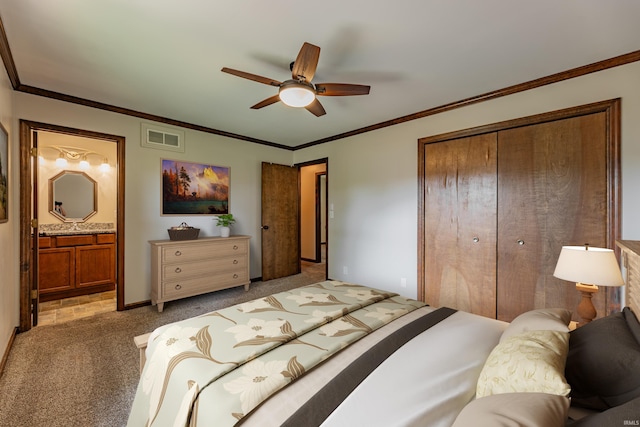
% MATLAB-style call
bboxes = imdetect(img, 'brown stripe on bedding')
[281,306,457,427]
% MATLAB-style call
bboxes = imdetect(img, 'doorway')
[18,120,125,332]
[299,159,327,279]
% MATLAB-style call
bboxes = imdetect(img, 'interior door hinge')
[31,289,38,300]
[30,147,38,157]
[31,218,38,228]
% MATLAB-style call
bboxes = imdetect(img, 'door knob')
[261,225,269,230]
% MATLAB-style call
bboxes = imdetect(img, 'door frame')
[18,120,126,332]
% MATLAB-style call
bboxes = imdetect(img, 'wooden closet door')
[497,112,608,322]
[424,133,498,317]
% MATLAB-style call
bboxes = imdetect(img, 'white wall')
[294,61,640,300]
[1,60,639,340]
[0,64,17,355]
[13,93,292,305]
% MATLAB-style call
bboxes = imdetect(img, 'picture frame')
[161,159,229,215]
[0,123,8,223]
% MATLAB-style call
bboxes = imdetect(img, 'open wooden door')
[261,162,300,281]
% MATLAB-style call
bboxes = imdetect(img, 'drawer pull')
[233,259,238,264]
[233,245,239,250]
[233,274,238,279]
[175,284,182,290]
[175,267,182,273]
[175,250,182,256]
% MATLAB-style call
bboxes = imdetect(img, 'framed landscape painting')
[161,159,229,215]
[0,123,8,223]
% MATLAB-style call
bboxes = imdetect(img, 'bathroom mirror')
[49,171,97,222]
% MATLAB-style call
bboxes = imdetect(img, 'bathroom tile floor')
[38,290,116,326]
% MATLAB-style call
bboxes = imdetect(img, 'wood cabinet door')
[424,133,498,317]
[497,112,608,321]
[75,244,116,288]
[39,247,75,293]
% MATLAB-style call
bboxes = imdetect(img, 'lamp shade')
[553,246,624,287]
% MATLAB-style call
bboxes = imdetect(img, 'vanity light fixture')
[42,146,112,171]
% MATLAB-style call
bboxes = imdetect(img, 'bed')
[128,244,640,427]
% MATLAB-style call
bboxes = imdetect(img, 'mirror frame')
[48,170,98,222]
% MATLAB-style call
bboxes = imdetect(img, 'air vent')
[141,123,185,152]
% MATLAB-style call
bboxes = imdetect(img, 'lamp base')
[575,283,598,326]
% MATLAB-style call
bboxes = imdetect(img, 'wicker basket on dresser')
[616,240,640,315]
[149,235,251,312]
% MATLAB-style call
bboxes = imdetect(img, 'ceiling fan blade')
[305,98,326,117]
[291,42,321,82]
[221,67,282,87]
[250,95,281,110]
[315,83,371,96]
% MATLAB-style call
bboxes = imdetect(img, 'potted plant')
[215,214,235,237]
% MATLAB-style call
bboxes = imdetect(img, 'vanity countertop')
[38,222,116,237]
[39,229,116,236]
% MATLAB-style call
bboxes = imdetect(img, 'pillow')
[500,308,572,342]
[567,395,640,426]
[476,330,570,398]
[452,393,570,427]
[565,307,640,410]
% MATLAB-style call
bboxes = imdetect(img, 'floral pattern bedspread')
[127,280,425,427]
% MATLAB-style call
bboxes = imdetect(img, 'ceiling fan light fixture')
[279,81,315,107]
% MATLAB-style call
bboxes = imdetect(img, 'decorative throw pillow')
[476,330,570,398]
[452,393,570,427]
[500,308,572,343]
[565,307,640,410]
[567,395,640,427]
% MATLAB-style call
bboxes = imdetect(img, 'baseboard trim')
[124,300,151,310]
[0,327,18,378]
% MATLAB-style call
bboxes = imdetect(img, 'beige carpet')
[0,261,326,427]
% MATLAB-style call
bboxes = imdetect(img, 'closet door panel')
[424,133,497,317]
[497,112,608,321]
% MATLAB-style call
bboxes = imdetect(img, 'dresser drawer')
[163,269,249,299]
[162,240,248,264]
[162,256,248,281]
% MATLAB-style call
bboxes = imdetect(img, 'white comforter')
[243,307,507,427]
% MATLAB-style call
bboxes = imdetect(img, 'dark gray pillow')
[565,307,640,410]
[567,395,640,426]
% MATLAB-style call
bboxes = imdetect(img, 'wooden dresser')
[39,233,116,301]
[149,235,251,312]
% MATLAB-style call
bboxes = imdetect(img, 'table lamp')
[553,244,624,326]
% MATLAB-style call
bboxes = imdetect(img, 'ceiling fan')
[221,42,370,117]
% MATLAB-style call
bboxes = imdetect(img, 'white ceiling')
[1,0,639,148]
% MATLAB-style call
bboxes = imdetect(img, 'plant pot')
[220,226,230,238]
